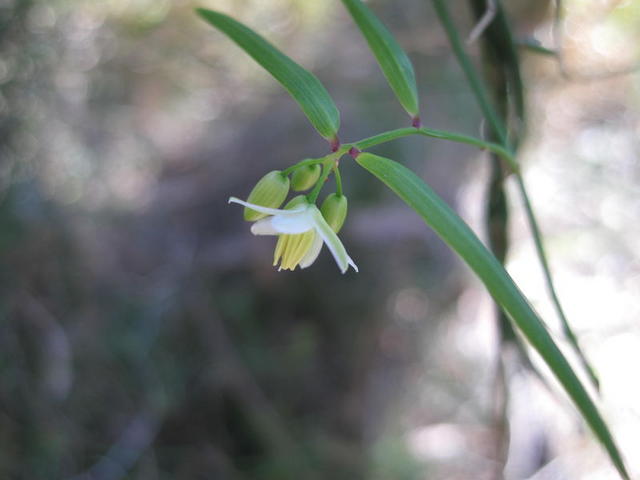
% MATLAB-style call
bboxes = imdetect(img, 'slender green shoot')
[514,174,600,389]
[306,151,345,204]
[431,0,509,147]
[350,127,517,171]
[333,165,343,197]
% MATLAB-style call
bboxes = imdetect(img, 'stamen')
[274,234,290,266]
[281,234,302,270]
[290,231,314,268]
[276,231,315,270]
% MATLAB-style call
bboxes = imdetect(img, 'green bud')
[320,193,348,233]
[243,171,290,221]
[284,195,308,209]
[290,164,321,191]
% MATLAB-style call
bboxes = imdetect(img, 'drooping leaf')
[196,8,340,141]
[356,152,629,480]
[341,0,419,119]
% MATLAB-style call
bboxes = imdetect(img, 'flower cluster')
[229,168,357,273]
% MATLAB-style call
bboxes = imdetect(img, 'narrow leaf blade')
[356,152,629,480]
[196,8,340,141]
[342,0,419,118]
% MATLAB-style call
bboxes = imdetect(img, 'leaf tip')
[194,7,209,18]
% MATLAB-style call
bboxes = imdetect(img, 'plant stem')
[306,156,339,204]
[351,127,517,170]
[431,0,510,147]
[430,0,598,391]
[333,165,343,196]
[514,174,600,389]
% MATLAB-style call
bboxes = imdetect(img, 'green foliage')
[206,4,630,473]
[355,152,629,480]
[196,8,340,141]
[341,0,420,119]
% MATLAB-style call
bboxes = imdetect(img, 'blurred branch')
[490,352,508,480]
[467,0,497,45]
[431,0,509,147]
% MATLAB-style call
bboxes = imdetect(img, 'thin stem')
[351,127,517,170]
[491,0,525,124]
[307,157,338,204]
[467,0,497,45]
[333,165,343,196]
[517,39,558,56]
[431,0,510,147]
[514,174,600,390]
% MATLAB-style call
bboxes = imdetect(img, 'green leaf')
[356,153,629,480]
[196,8,340,141]
[341,0,419,119]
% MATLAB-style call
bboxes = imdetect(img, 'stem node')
[348,147,361,159]
[330,136,341,152]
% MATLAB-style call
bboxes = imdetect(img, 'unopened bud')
[290,164,321,191]
[320,193,348,233]
[243,170,290,221]
[284,195,308,209]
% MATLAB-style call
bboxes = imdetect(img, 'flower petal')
[228,197,306,216]
[309,206,358,273]
[299,233,323,269]
[250,218,280,235]
[270,211,315,234]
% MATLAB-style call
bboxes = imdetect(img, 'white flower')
[229,197,358,273]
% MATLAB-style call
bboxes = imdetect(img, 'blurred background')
[1,0,639,478]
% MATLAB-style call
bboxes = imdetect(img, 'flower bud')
[320,193,348,233]
[243,170,290,221]
[290,164,321,191]
[284,195,308,209]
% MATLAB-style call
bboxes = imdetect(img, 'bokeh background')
[1,0,639,478]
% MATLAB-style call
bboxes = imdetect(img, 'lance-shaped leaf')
[196,8,340,141]
[341,0,419,119]
[356,152,629,480]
